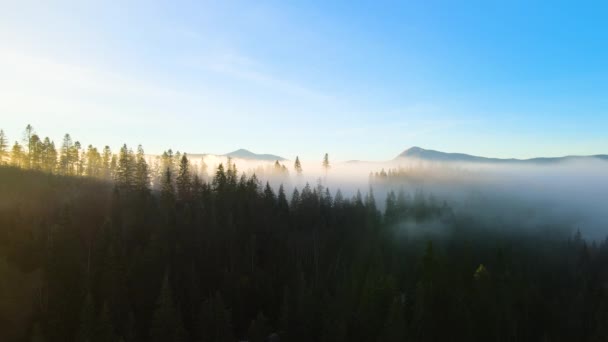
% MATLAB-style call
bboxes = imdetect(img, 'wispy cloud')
[183,51,333,102]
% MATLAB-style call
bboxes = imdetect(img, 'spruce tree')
[0,129,7,164]
[60,134,74,175]
[23,124,34,168]
[41,137,57,173]
[150,274,187,342]
[176,154,191,200]
[135,145,150,191]
[322,153,330,176]
[10,141,24,167]
[115,144,135,189]
[101,146,113,179]
[294,156,303,176]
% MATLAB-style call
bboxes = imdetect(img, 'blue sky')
[1,0,607,161]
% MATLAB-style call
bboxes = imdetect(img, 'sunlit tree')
[10,141,24,167]
[0,129,9,164]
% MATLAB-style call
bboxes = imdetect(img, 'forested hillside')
[1,126,608,341]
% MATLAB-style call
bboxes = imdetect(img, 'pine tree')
[150,274,187,342]
[85,145,100,177]
[135,145,150,191]
[60,134,74,175]
[161,167,176,207]
[212,164,227,192]
[102,146,113,179]
[263,182,276,207]
[277,185,289,215]
[290,188,301,210]
[29,134,43,170]
[294,156,303,176]
[322,153,330,176]
[196,292,235,342]
[0,129,7,164]
[10,141,24,167]
[41,137,57,173]
[23,124,34,168]
[74,141,84,176]
[115,144,135,189]
[334,189,344,208]
[176,154,191,200]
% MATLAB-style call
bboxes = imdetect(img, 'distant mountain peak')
[223,149,286,161]
[396,146,608,164]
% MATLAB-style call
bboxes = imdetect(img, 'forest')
[1,125,608,342]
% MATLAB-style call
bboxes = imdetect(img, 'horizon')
[3,122,607,163]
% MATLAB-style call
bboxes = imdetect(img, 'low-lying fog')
[183,154,608,239]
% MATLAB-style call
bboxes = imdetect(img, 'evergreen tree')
[102,146,113,179]
[290,188,301,210]
[135,145,150,191]
[322,153,330,176]
[74,141,84,176]
[294,156,303,176]
[150,274,187,342]
[277,185,289,215]
[60,134,74,175]
[263,182,276,207]
[85,145,101,177]
[41,137,57,173]
[212,164,227,192]
[115,144,135,189]
[161,167,176,208]
[29,134,43,170]
[176,154,191,200]
[0,129,7,164]
[23,124,34,168]
[196,292,235,342]
[10,141,24,167]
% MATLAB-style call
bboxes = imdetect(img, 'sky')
[1,0,607,161]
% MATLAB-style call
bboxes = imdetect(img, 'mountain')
[396,146,608,164]
[223,149,286,161]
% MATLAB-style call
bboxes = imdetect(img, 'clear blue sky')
[1,0,607,161]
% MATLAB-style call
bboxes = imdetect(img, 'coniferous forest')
[1,126,608,342]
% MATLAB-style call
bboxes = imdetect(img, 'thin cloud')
[184,52,333,102]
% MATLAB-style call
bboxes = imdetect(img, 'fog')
[196,154,608,239]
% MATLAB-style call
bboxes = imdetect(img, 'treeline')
[0,125,213,185]
[0,126,304,187]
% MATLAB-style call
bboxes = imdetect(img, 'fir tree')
[150,274,187,342]
[0,129,7,164]
[294,156,303,176]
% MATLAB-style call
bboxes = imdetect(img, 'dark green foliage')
[1,157,608,342]
[150,274,187,342]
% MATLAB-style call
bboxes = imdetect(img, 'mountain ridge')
[396,146,608,163]
[223,148,286,161]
